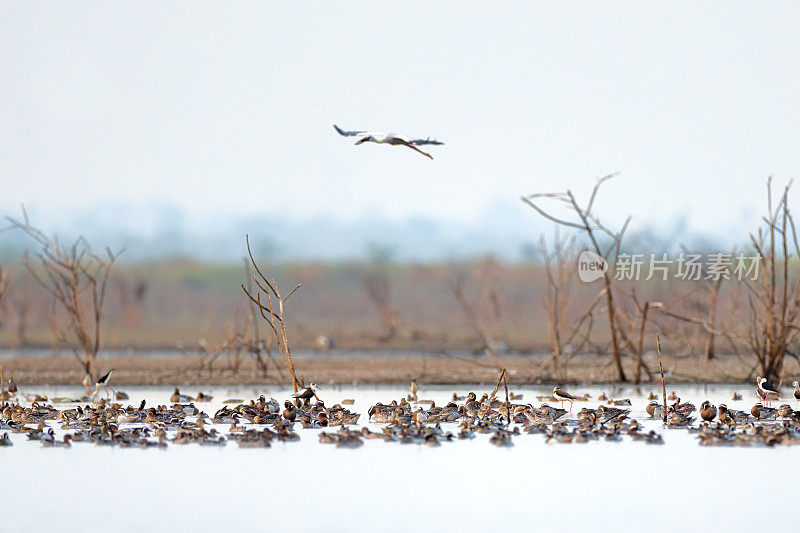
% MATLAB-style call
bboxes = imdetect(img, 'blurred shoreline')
[2,352,794,386]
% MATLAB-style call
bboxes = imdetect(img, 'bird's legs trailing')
[403,143,433,159]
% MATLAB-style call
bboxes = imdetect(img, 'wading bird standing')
[757,376,779,407]
[333,125,443,159]
[553,386,577,412]
[94,369,115,400]
[292,383,320,406]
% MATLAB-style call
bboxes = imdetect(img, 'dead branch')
[242,234,302,392]
[741,179,800,381]
[362,258,400,342]
[523,173,630,381]
[539,229,579,381]
[445,267,502,363]
[0,265,7,310]
[3,208,121,380]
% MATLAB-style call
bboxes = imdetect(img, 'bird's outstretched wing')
[409,137,444,146]
[333,124,366,137]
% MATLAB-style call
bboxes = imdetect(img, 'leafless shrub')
[362,259,400,342]
[653,250,736,379]
[114,273,148,327]
[2,208,121,379]
[743,179,800,382]
[703,277,724,361]
[0,265,7,325]
[0,266,34,347]
[616,290,661,383]
[445,256,507,359]
[242,235,302,392]
[522,173,632,381]
[200,258,281,378]
[538,230,579,381]
[200,310,265,375]
[9,289,32,347]
[523,175,708,383]
[241,256,279,376]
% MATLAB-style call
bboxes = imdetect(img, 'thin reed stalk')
[657,335,667,423]
[502,369,510,427]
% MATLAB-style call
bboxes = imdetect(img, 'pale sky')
[2,2,799,239]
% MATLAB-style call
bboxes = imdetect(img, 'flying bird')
[333,124,443,159]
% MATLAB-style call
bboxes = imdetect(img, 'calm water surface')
[1,383,797,532]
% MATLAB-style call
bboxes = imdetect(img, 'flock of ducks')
[2,379,800,450]
[635,377,800,446]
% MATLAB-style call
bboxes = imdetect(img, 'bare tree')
[362,268,399,342]
[0,265,7,331]
[10,291,32,347]
[241,256,277,376]
[0,266,6,301]
[114,273,148,327]
[362,247,400,342]
[743,179,800,382]
[538,230,580,381]
[3,208,121,379]
[475,256,504,339]
[242,235,302,392]
[201,258,280,379]
[702,278,724,361]
[522,173,631,381]
[445,257,508,360]
[524,176,709,383]
[446,271,493,355]
[200,310,265,375]
[618,290,661,384]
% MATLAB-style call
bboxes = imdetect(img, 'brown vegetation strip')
[3,354,797,387]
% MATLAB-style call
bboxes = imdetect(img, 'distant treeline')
[0,202,740,263]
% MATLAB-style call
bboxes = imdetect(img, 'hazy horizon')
[0,198,755,262]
